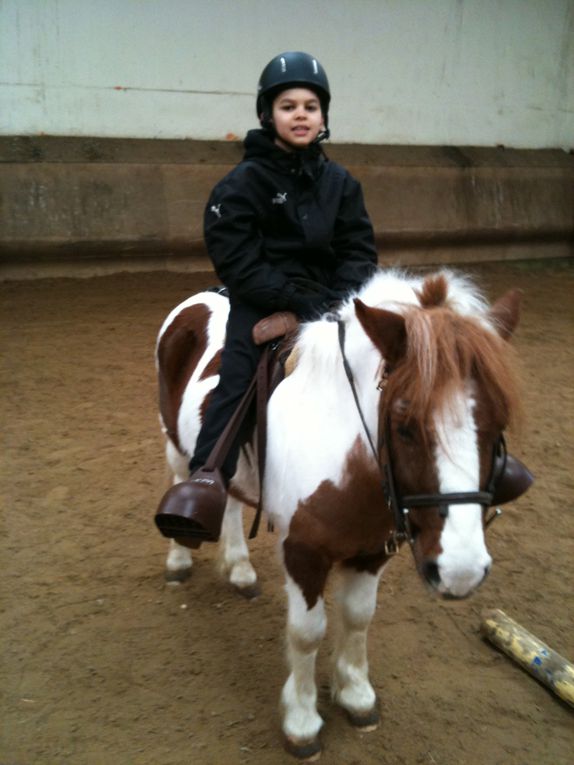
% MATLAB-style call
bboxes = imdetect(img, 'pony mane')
[292,270,521,439]
[382,274,522,434]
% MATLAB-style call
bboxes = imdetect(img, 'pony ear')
[489,289,522,340]
[354,299,407,365]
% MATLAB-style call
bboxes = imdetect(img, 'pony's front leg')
[282,574,327,760]
[218,495,259,598]
[332,566,383,729]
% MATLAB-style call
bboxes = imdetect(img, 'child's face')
[271,88,324,151]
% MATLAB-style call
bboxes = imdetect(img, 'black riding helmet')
[256,51,331,141]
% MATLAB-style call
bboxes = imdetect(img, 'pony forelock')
[384,302,522,437]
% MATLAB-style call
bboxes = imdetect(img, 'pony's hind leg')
[163,439,193,582]
[218,495,259,598]
[331,566,383,729]
[281,574,327,760]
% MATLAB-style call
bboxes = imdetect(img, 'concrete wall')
[2,0,573,148]
[1,1,573,278]
[1,136,572,279]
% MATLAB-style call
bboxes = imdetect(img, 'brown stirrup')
[154,469,228,548]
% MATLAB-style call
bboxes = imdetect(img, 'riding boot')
[154,466,228,547]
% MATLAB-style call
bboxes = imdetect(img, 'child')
[158,51,377,542]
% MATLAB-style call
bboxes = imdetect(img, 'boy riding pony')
[156,51,377,543]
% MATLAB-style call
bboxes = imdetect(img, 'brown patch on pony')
[283,439,393,609]
[408,507,445,565]
[197,350,223,426]
[342,549,391,575]
[157,303,210,454]
[199,349,222,381]
[282,542,333,612]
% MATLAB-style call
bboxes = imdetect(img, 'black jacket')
[204,129,377,318]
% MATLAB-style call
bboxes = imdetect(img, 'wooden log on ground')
[481,608,574,708]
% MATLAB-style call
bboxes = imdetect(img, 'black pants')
[189,299,266,482]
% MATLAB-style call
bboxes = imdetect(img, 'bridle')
[337,320,532,556]
[378,414,507,553]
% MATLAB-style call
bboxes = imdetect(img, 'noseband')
[337,321,533,555]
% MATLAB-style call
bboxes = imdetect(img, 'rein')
[337,320,503,556]
[337,320,408,553]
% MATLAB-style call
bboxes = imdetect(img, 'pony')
[155,269,523,759]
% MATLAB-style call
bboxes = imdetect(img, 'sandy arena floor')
[1,261,573,764]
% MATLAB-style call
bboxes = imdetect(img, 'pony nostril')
[423,561,441,588]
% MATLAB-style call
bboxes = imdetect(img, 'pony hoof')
[284,735,321,761]
[233,582,261,600]
[346,703,380,731]
[165,567,192,583]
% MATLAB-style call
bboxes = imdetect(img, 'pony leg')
[332,567,383,729]
[218,495,259,598]
[165,539,193,583]
[164,439,193,582]
[281,574,327,759]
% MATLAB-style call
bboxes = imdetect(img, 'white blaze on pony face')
[432,388,492,598]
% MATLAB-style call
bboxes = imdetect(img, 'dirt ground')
[1,260,573,765]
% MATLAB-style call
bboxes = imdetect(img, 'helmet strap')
[313,127,330,144]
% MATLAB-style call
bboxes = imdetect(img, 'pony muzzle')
[427,552,492,599]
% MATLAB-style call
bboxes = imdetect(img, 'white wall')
[1,0,573,148]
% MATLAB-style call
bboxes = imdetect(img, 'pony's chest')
[286,455,392,560]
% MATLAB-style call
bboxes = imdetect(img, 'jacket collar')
[243,129,326,179]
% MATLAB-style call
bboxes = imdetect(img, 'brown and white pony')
[156,269,522,759]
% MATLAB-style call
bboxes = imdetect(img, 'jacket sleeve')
[204,177,330,317]
[329,173,378,300]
